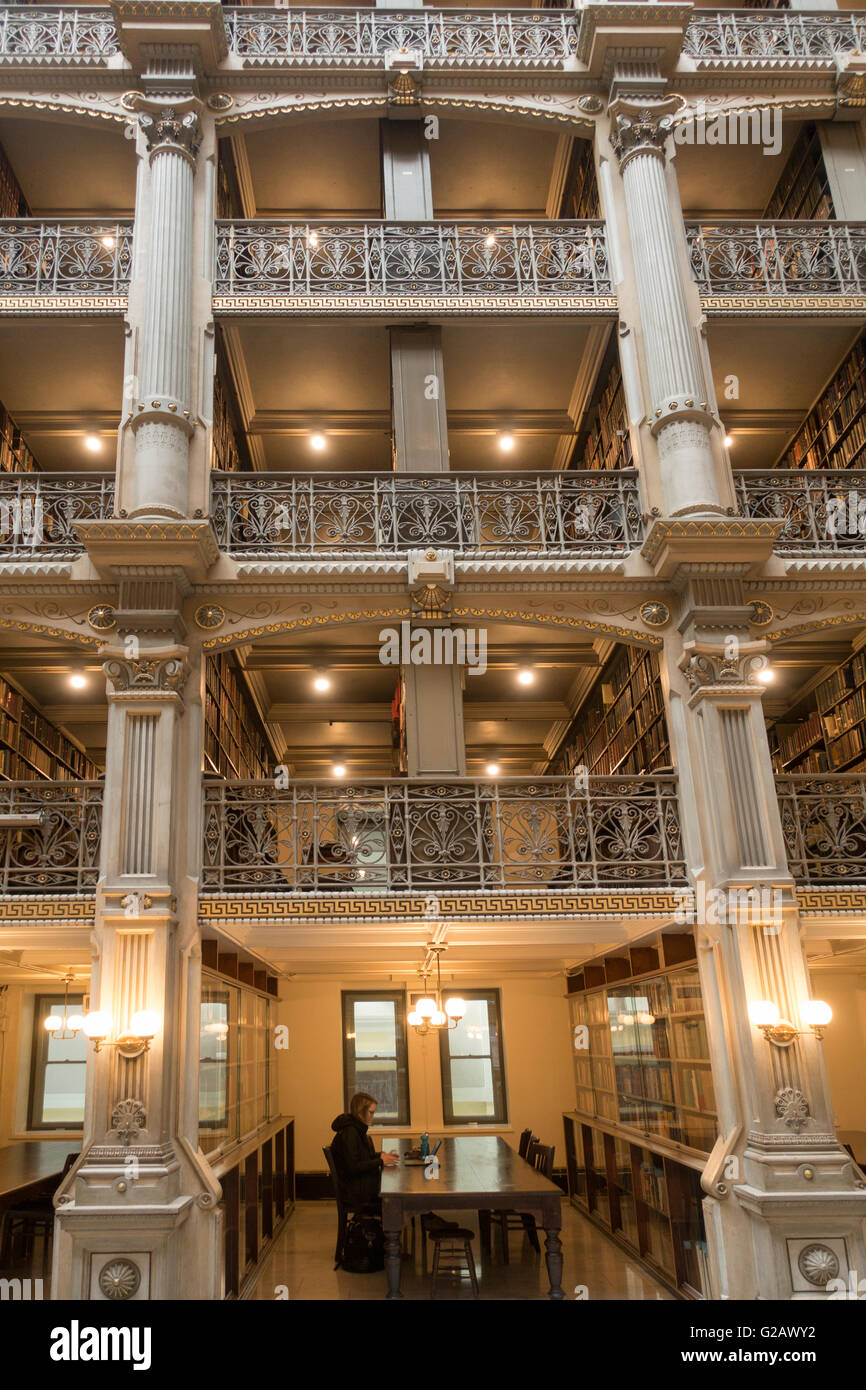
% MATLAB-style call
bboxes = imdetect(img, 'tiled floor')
[249,1201,675,1301]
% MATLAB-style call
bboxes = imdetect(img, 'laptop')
[403,1139,442,1165]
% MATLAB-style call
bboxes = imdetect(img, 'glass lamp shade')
[130,1010,159,1039]
[636,1012,656,1027]
[82,1010,111,1040]
[66,1014,85,1033]
[43,1015,61,1032]
[416,997,436,1019]
[748,1000,780,1028]
[407,1011,422,1028]
[445,996,466,1019]
[431,1010,447,1027]
[803,999,832,1027]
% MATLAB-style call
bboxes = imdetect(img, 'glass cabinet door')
[632,976,679,1144]
[586,990,617,1120]
[606,985,648,1131]
[669,966,717,1153]
[570,994,594,1114]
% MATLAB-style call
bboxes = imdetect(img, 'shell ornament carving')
[797,1244,839,1289]
[110,1097,146,1146]
[640,601,670,628]
[98,1259,141,1301]
[775,1086,811,1132]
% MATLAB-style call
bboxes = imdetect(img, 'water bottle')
[420,1132,430,1158]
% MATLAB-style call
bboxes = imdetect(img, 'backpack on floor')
[341,1215,385,1273]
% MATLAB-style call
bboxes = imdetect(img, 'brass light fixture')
[749,999,832,1047]
[408,944,466,1036]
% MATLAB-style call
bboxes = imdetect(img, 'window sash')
[341,990,410,1126]
[29,994,86,1131]
[438,989,508,1125]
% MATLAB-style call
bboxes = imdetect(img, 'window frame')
[438,988,508,1126]
[28,993,87,1132]
[341,989,410,1127]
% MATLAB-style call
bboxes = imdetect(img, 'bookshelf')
[216,138,245,220]
[0,139,29,220]
[203,652,276,780]
[0,673,98,781]
[564,928,713,1297]
[763,123,834,222]
[390,676,407,774]
[212,334,253,473]
[776,334,866,473]
[770,645,866,775]
[0,399,39,474]
[550,643,670,778]
[561,139,600,221]
[574,355,633,474]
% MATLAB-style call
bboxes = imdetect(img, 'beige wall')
[276,975,573,1172]
[810,969,866,1133]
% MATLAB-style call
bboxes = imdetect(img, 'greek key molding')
[213,294,618,316]
[199,889,690,923]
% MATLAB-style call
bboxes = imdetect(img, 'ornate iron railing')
[0,6,118,58]
[211,470,643,557]
[214,220,611,299]
[686,221,866,297]
[201,776,687,893]
[0,473,114,556]
[735,471,866,552]
[0,781,102,892]
[777,775,866,884]
[223,7,580,64]
[0,220,132,297]
[683,10,866,61]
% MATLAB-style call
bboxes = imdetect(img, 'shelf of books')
[763,123,834,222]
[550,643,670,778]
[211,340,253,474]
[776,334,866,472]
[203,652,276,780]
[561,138,600,221]
[0,674,98,781]
[577,357,633,474]
[770,644,866,775]
[563,929,714,1296]
[0,139,29,221]
[0,399,38,474]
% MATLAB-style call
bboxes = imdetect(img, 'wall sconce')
[749,999,832,1047]
[83,1010,159,1059]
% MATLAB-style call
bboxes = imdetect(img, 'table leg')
[383,1215,404,1299]
[543,1223,565,1300]
[479,1209,491,1256]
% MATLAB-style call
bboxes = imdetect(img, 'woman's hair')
[349,1091,377,1118]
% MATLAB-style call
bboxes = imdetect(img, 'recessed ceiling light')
[517,669,534,686]
[723,434,733,448]
[69,674,87,690]
[310,433,327,452]
[313,675,330,693]
[332,764,346,777]
[498,434,515,453]
[485,762,500,776]
[84,435,102,453]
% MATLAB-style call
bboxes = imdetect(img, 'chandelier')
[408,944,466,1036]
[43,974,86,1039]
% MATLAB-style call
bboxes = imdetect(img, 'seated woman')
[331,1091,399,1214]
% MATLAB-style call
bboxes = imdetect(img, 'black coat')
[331,1112,383,1209]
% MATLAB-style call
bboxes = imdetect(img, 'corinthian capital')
[608,95,683,170]
[102,649,189,697]
[138,104,202,164]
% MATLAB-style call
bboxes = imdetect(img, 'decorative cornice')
[199,888,691,924]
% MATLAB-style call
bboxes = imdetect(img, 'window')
[198,973,274,1157]
[29,995,86,1130]
[439,990,507,1125]
[342,991,409,1126]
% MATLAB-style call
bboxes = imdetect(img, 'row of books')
[823,686,866,742]
[781,338,866,471]
[776,710,824,766]
[0,675,96,781]
[0,139,29,221]
[617,1061,676,1104]
[639,1160,669,1215]
[0,401,38,475]
[203,653,274,781]
[678,1065,714,1113]
[816,656,861,713]
[582,366,633,474]
[829,726,864,769]
[764,125,834,222]
[563,139,600,220]
[672,1018,708,1059]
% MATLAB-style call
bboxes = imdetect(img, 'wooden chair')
[429,1225,479,1299]
[488,1134,540,1263]
[532,1143,555,1180]
[0,1151,77,1279]
[322,1144,350,1269]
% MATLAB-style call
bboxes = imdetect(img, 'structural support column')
[53,583,220,1301]
[606,97,732,519]
[403,550,466,776]
[656,560,866,1299]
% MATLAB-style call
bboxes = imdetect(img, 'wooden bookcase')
[561,138,600,220]
[776,334,866,472]
[0,673,98,780]
[0,399,39,474]
[203,652,276,780]
[763,123,834,221]
[574,354,633,474]
[0,139,30,220]
[212,332,253,473]
[390,676,407,774]
[770,644,866,774]
[564,928,713,1298]
[550,643,670,778]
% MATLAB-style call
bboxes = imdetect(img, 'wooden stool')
[429,1227,479,1299]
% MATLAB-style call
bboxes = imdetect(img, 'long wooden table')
[380,1135,565,1299]
[0,1142,76,1216]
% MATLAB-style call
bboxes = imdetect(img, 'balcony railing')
[683,10,866,61]
[777,775,866,885]
[213,220,611,302]
[211,470,643,558]
[223,7,580,65]
[201,776,687,894]
[735,472,866,553]
[0,473,114,557]
[686,222,866,298]
[0,6,118,59]
[0,220,132,299]
[0,781,102,892]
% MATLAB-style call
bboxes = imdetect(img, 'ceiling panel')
[0,116,136,215]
